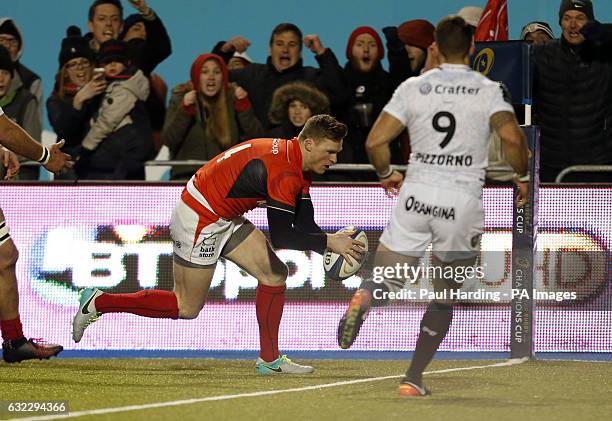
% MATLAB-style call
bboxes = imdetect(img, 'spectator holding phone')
[76,39,153,179]
[47,26,103,179]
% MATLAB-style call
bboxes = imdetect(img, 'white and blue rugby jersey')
[384,63,514,194]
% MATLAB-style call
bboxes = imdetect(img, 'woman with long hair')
[162,53,261,180]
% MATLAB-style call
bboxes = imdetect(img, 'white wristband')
[376,167,394,179]
[37,146,50,165]
[515,172,530,183]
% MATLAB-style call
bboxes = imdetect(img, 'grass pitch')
[1,358,610,420]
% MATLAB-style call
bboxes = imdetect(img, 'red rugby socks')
[96,290,179,319]
[0,316,24,341]
[256,284,286,362]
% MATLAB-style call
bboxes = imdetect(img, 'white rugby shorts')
[380,182,484,262]
[170,198,246,267]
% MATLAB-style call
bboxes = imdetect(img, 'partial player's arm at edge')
[491,110,530,206]
[490,111,529,176]
[267,205,364,262]
[365,111,406,176]
[0,113,46,161]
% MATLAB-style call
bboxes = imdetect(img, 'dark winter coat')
[266,123,301,139]
[162,86,261,180]
[1,73,41,179]
[338,62,395,163]
[227,50,349,130]
[0,19,43,108]
[533,30,612,181]
[47,89,99,179]
[80,67,154,180]
[123,10,172,76]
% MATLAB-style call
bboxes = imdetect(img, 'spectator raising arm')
[161,84,196,154]
[123,0,172,74]
[304,34,351,110]
[212,36,252,64]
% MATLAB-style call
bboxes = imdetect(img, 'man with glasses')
[0,18,42,131]
[0,45,40,180]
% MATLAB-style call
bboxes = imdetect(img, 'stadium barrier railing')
[554,165,612,183]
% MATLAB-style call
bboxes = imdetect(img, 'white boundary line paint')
[8,359,530,421]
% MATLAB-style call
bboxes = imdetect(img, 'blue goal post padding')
[471,41,533,105]
[510,125,540,359]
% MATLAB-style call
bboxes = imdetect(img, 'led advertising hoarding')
[1,185,610,352]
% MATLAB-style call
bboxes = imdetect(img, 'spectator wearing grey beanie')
[520,21,554,45]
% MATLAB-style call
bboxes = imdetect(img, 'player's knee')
[276,262,289,282]
[0,242,18,272]
[175,294,204,319]
[179,312,199,320]
[363,277,406,307]
[258,260,288,286]
[178,306,201,320]
[432,298,455,308]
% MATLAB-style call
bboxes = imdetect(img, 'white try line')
[9,358,528,421]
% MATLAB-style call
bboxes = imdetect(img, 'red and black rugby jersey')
[187,137,310,218]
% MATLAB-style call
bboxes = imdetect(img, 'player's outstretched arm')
[491,110,530,205]
[268,206,328,254]
[1,147,19,180]
[267,207,364,261]
[0,114,73,175]
[0,114,46,162]
[326,231,365,264]
[45,140,73,174]
[366,111,406,195]
[287,197,365,262]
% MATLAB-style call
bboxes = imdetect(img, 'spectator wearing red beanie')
[161,53,261,180]
[382,19,435,88]
[336,26,398,167]
[397,20,435,73]
[345,26,384,66]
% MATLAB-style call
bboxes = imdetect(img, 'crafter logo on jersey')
[473,47,495,76]
[419,83,432,95]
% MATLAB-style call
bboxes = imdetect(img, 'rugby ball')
[323,227,368,281]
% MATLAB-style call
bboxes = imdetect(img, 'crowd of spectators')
[0,0,610,183]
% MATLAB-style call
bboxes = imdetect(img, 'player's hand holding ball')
[324,227,368,281]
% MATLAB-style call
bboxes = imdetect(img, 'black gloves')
[382,26,404,52]
[580,20,604,43]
